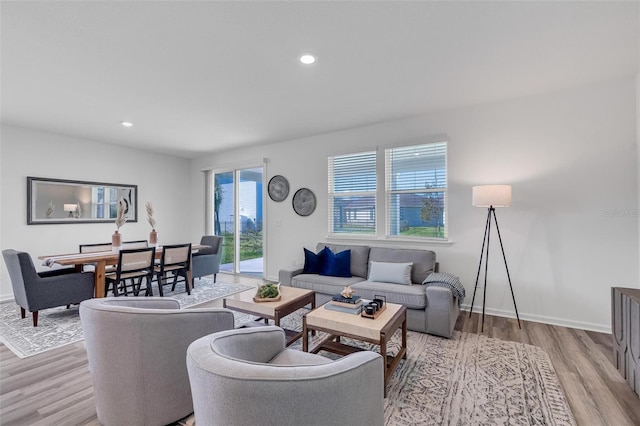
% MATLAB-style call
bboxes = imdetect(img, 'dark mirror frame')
[27,176,138,225]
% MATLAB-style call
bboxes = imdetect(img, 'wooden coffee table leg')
[310,296,316,336]
[381,333,388,398]
[402,317,407,359]
[302,315,308,352]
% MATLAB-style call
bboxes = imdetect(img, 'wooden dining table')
[38,244,209,298]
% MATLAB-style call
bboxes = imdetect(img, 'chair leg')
[214,274,217,283]
[133,278,141,296]
[66,304,71,309]
[157,274,164,297]
[20,306,26,319]
[183,272,191,295]
[108,280,124,297]
[142,277,148,296]
[32,311,39,327]
[171,273,178,291]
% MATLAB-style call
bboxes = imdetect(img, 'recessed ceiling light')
[299,54,316,65]
[121,121,133,127]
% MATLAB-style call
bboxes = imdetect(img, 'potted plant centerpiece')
[253,282,281,302]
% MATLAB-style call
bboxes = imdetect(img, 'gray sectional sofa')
[279,242,463,338]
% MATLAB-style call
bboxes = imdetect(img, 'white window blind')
[385,142,447,239]
[328,151,377,235]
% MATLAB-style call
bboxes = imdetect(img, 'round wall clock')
[268,175,290,202]
[292,188,316,216]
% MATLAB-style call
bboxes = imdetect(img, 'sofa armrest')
[426,285,455,305]
[278,266,304,286]
[425,286,459,338]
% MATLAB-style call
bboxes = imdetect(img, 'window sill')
[326,234,454,246]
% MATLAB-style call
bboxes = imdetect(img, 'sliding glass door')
[212,166,264,276]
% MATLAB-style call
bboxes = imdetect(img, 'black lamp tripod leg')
[481,209,492,332]
[469,208,492,317]
[492,209,521,329]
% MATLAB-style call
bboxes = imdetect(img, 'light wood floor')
[1,276,639,426]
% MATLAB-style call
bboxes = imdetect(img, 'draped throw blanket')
[423,272,465,306]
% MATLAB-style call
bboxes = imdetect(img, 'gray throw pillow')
[368,261,413,285]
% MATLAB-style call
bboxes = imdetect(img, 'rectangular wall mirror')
[27,177,138,225]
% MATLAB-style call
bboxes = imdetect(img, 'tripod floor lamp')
[469,184,520,332]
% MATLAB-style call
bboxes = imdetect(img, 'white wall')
[191,77,639,332]
[0,125,191,299]
[638,72,640,282]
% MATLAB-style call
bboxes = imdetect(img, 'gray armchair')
[186,326,385,426]
[80,297,235,426]
[2,249,94,326]
[192,235,222,284]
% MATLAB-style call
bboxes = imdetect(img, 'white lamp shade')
[472,185,512,207]
[63,204,77,212]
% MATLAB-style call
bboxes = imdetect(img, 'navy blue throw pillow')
[320,247,352,278]
[303,247,326,274]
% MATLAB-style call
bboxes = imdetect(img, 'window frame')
[384,141,448,241]
[327,150,378,237]
[327,139,449,242]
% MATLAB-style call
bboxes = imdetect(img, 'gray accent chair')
[2,249,94,326]
[192,235,222,285]
[80,297,235,426]
[186,326,385,426]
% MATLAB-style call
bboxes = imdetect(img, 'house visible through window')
[386,142,447,239]
[328,141,448,240]
[328,151,377,235]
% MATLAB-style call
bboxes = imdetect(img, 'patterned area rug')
[177,309,576,426]
[0,277,252,358]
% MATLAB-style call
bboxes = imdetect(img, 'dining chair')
[79,242,113,253]
[104,247,156,297]
[79,242,114,272]
[155,243,192,296]
[121,240,149,249]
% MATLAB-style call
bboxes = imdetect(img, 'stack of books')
[324,294,363,315]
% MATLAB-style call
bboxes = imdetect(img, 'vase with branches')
[45,202,55,219]
[112,197,127,250]
[146,201,157,246]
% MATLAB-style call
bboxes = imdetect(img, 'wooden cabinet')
[612,287,640,397]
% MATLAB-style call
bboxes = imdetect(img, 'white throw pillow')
[368,261,413,285]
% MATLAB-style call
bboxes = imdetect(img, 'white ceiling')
[1,1,638,159]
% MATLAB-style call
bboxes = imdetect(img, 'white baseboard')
[0,294,14,303]
[461,304,611,334]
